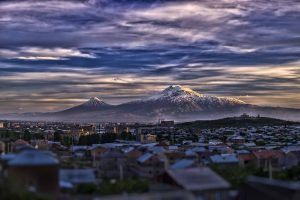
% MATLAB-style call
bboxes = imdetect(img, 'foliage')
[78,134,101,145]
[98,179,149,195]
[0,178,51,200]
[0,130,20,140]
[23,130,31,142]
[61,136,72,146]
[53,130,62,142]
[210,165,266,188]
[272,165,300,181]
[77,132,135,145]
[73,179,149,195]
[75,183,98,194]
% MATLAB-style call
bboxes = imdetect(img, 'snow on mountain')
[116,85,248,115]
[145,85,246,107]
[147,85,204,101]
[60,97,111,114]
[81,97,109,107]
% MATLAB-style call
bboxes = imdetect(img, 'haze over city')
[0,0,300,113]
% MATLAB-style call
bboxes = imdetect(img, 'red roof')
[253,150,284,159]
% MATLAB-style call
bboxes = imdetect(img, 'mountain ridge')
[0,85,299,122]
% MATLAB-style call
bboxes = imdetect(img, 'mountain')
[116,85,247,115]
[1,85,300,122]
[60,97,111,113]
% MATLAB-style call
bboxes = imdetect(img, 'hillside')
[177,115,300,129]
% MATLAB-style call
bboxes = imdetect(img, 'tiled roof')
[253,150,284,159]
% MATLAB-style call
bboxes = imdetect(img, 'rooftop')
[8,150,59,166]
[167,167,230,192]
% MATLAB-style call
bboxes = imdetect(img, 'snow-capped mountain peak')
[82,97,108,107]
[147,85,203,101]
[162,85,203,97]
[145,85,246,107]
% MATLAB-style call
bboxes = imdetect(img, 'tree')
[78,134,101,145]
[23,130,31,142]
[53,130,62,142]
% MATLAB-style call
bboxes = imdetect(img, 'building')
[284,150,300,169]
[135,153,166,179]
[238,153,256,168]
[253,150,285,170]
[98,149,130,179]
[7,150,59,196]
[0,122,4,129]
[140,134,157,143]
[161,167,231,200]
[239,176,300,200]
[59,169,96,190]
[210,154,239,166]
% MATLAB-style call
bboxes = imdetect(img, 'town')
[0,115,300,200]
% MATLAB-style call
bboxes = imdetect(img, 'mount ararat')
[1,85,300,122]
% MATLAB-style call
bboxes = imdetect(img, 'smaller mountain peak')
[83,97,108,107]
[89,97,102,102]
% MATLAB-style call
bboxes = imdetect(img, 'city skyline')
[1,0,300,113]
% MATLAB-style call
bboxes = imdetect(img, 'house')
[59,169,96,190]
[0,153,16,175]
[12,139,32,152]
[71,145,89,158]
[135,153,166,179]
[170,159,196,170]
[253,150,285,170]
[161,167,231,200]
[164,151,185,165]
[239,176,300,200]
[284,150,300,169]
[238,154,256,168]
[97,149,130,179]
[210,154,239,166]
[89,145,108,166]
[7,150,59,196]
[123,147,143,164]
[228,135,245,144]
[140,134,157,144]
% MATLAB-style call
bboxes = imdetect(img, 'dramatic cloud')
[0,47,96,60]
[0,0,300,112]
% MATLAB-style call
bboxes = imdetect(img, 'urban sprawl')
[0,115,300,200]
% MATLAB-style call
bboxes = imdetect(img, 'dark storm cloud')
[0,0,300,112]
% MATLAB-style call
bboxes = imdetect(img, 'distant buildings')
[0,120,300,199]
[0,122,4,129]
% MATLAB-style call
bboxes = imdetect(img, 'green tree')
[23,130,31,142]
[53,130,62,142]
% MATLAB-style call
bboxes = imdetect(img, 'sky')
[0,0,300,113]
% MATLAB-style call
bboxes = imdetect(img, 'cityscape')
[1,0,300,200]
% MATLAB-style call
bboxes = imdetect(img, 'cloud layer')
[0,0,300,113]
